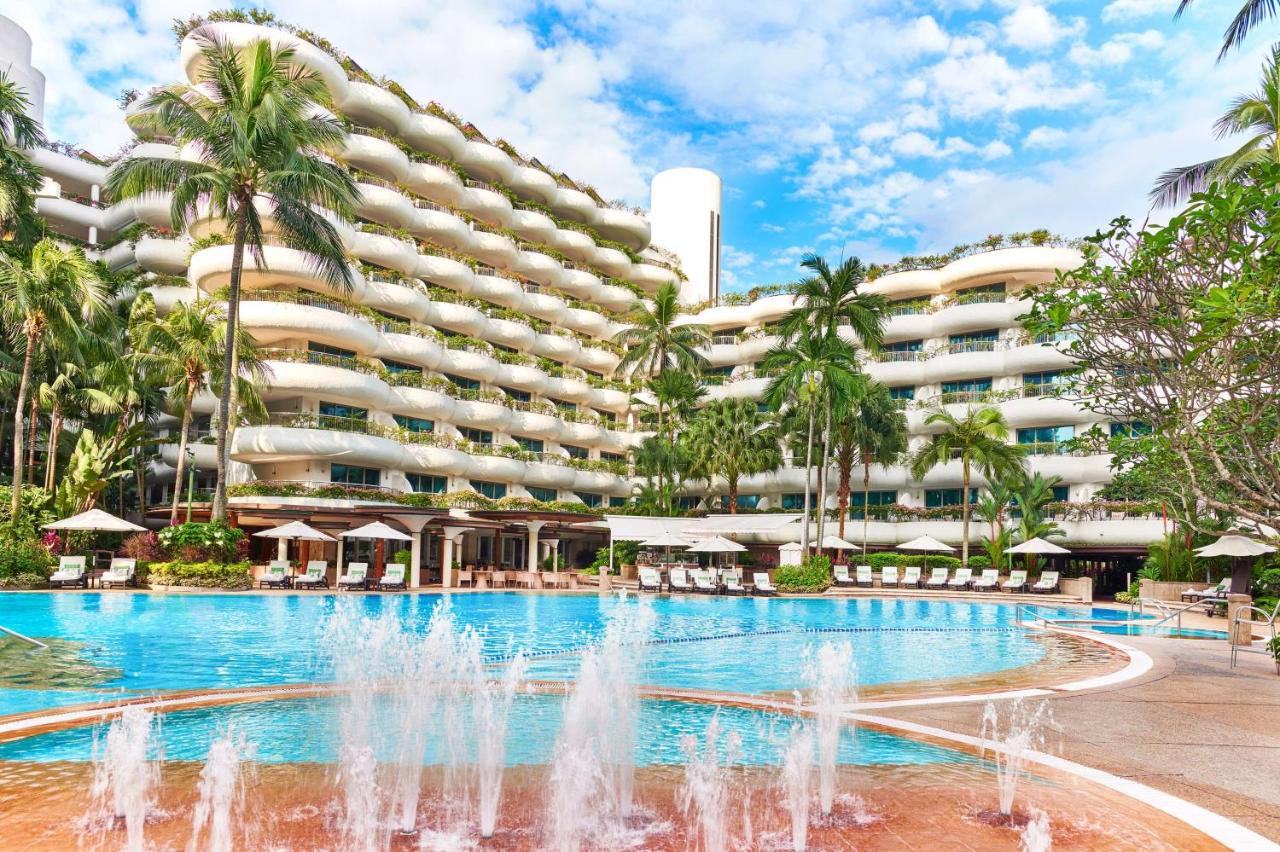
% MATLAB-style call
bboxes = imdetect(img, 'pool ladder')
[0,623,47,649]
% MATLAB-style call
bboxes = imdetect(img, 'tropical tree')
[830,382,908,549]
[107,31,359,520]
[1013,472,1066,571]
[0,71,45,240]
[0,240,108,517]
[975,483,1015,570]
[908,406,1026,566]
[684,398,781,513]
[631,435,690,516]
[1177,0,1277,60]
[636,369,705,445]
[761,329,862,553]
[37,361,120,491]
[613,281,711,376]
[1152,45,1280,206]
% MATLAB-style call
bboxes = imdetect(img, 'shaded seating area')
[259,560,291,589]
[47,555,88,588]
[99,558,137,588]
[337,563,368,590]
[294,561,329,589]
[378,563,407,591]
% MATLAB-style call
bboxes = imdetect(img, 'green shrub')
[158,521,244,563]
[392,548,412,566]
[147,560,252,589]
[864,552,969,571]
[0,536,55,581]
[967,555,992,570]
[775,555,831,593]
[590,540,640,572]
[0,571,53,589]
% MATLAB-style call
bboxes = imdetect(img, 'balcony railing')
[261,348,381,375]
[941,339,1000,355]
[711,334,739,345]
[950,291,1008,306]
[875,350,925,363]
[887,300,932,317]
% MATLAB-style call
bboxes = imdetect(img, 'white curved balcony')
[590,207,650,250]
[422,301,486,337]
[737,335,776,362]
[866,357,927,387]
[999,393,1093,427]
[232,424,404,469]
[388,386,456,421]
[239,300,379,352]
[146,286,192,315]
[557,268,601,298]
[926,349,1006,384]
[1025,453,1112,483]
[523,460,578,489]
[181,22,348,95]
[485,319,538,352]
[493,363,547,393]
[436,347,499,382]
[376,333,444,372]
[558,421,605,446]
[343,133,409,183]
[466,231,519,268]
[35,195,105,233]
[338,81,411,135]
[402,161,464,207]
[456,184,513,226]
[405,443,473,476]
[592,247,632,277]
[521,291,570,323]
[572,469,628,495]
[260,360,390,409]
[507,165,559,204]
[544,376,592,403]
[351,230,418,275]
[595,285,634,314]
[403,114,467,161]
[575,347,620,375]
[530,332,580,362]
[363,278,429,322]
[548,227,596,261]
[743,294,796,325]
[599,429,638,453]
[586,387,629,411]
[416,254,475,292]
[190,244,358,300]
[468,454,527,482]
[549,186,596,222]
[630,262,677,289]
[513,250,565,287]
[135,236,190,274]
[883,312,935,342]
[507,411,562,440]
[457,141,515,184]
[159,442,219,471]
[1004,342,1074,374]
[562,308,608,338]
[407,206,471,249]
[450,399,512,431]
[705,342,742,367]
[507,209,557,243]
[469,273,525,310]
[931,300,1022,337]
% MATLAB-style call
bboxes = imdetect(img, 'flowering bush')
[121,531,162,562]
[41,531,63,555]
[146,560,252,589]
[158,521,245,564]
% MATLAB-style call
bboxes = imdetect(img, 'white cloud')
[761,223,786,233]
[1101,0,1168,23]
[925,50,1097,117]
[722,244,756,268]
[890,132,979,159]
[1024,125,1068,148]
[982,140,1012,159]
[1069,30,1165,67]
[1000,4,1085,50]
[751,199,766,208]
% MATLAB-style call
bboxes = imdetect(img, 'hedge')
[775,556,831,593]
[858,552,993,571]
[146,560,253,590]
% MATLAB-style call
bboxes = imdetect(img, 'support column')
[526,521,546,573]
[1227,594,1254,646]
[277,538,287,561]
[441,527,468,589]
[336,538,344,575]
[409,531,423,589]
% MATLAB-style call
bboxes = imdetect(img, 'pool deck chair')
[900,566,921,588]
[99,558,137,588]
[338,563,368,591]
[881,565,899,588]
[924,567,950,589]
[638,567,662,592]
[1182,579,1227,602]
[1030,571,1059,594]
[948,568,973,590]
[723,573,747,595]
[971,569,999,591]
[1001,570,1027,592]
[832,564,856,587]
[668,568,692,592]
[259,560,290,589]
[48,555,87,588]
[855,565,875,587]
[378,563,407,591]
[294,561,329,589]
[753,572,778,596]
[693,569,719,594]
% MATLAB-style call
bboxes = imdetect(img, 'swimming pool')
[0,592,1126,717]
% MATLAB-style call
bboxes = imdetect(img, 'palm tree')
[37,361,120,491]
[1152,45,1280,206]
[0,240,107,517]
[831,382,908,549]
[762,329,862,554]
[684,398,781,513]
[908,406,1026,566]
[637,369,705,446]
[613,281,711,376]
[975,483,1014,570]
[0,71,45,237]
[107,31,359,520]
[631,435,690,516]
[1177,0,1277,61]
[1013,472,1066,572]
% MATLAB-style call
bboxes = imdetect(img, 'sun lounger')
[638,567,662,591]
[259,560,291,588]
[294,561,329,589]
[881,565,899,588]
[948,568,973,590]
[338,562,368,590]
[378,563,407,590]
[723,573,747,595]
[1182,579,1227,602]
[832,564,856,587]
[1030,571,1059,594]
[1001,569,1027,592]
[753,572,777,596]
[924,567,949,589]
[972,569,999,591]
[855,565,875,587]
[48,555,87,588]
[99,558,137,588]
[668,568,691,592]
[693,569,719,594]
[899,566,921,588]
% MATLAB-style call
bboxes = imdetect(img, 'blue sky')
[10,0,1271,292]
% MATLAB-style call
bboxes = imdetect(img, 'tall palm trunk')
[801,397,815,556]
[169,379,197,524]
[10,327,37,516]
[728,474,738,514]
[836,458,851,541]
[861,452,871,558]
[26,394,38,483]
[816,400,832,549]
[43,403,63,491]
[960,456,971,567]
[212,206,249,521]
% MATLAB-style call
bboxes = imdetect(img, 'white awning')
[592,514,804,542]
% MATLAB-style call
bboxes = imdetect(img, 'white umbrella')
[686,535,747,553]
[43,509,145,533]
[820,534,857,550]
[896,535,955,553]
[641,530,690,564]
[341,521,412,541]
[252,521,336,542]
[1194,535,1276,558]
[1006,537,1071,555]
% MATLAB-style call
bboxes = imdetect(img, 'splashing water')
[473,648,526,839]
[90,705,159,852]
[1021,809,1053,851]
[802,640,856,816]
[780,724,814,852]
[188,728,249,852]
[979,698,1055,818]
[679,712,743,852]
[546,600,656,849]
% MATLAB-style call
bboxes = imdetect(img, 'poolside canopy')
[252,521,336,542]
[641,531,692,547]
[341,521,412,541]
[820,534,857,550]
[43,509,145,533]
[896,535,955,552]
[1006,537,1070,555]
[1194,535,1276,558]
[686,535,747,553]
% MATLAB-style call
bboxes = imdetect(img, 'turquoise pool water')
[0,592,1121,717]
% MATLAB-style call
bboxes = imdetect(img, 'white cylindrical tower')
[649,167,722,305]
[0,15,44,124]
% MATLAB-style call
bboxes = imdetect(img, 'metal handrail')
[0,624,48,649]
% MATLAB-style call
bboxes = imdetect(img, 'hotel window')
[308,341,357,358]
[850,490,898,519]
[382,358,421,375]
[609,496,627,508]
[1110,421,1151,438]
[550,398,577,413]
[705,365,734,378]
[470,480,507,499]
[1017,425,1074,453]
[526,486,556,502]
[1052,485,1070,501]
[888,386,915,400]
[601,451,626,464]
[885,339,923,353]
[941,378,993,395]
[925,488,979,507]
[406,473,447,493]
[575,492,603,508]
[319,401,367,421]
[733,494,761,510]
[949,329,999,345]
[781,493,811,510]
[563,444,589,459]
[459,428,492,445]
[444,373,480,390]
[594,409,617,424]
[501,387,531,403]
[513,436,544,453]
[393,414,434,433]
[331,464,380,486]
[954,283,1006,302]
[676,496,700,511]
